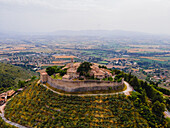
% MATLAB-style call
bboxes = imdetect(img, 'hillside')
[0,62,37,92]
[4,83,149,127]
[0,117,16,128]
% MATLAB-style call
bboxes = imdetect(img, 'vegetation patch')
[0,62,37,93]
[0,117,16,128]
[5,83,149,128]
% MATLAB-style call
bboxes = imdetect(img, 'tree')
[77,62,92,76]
[31,76,36,80]
[152,101,165,116]
[140,90,147,103]
[130,76,141,92]
[46,67,56,76]
[18,80,25,88]
[108,76,113,81]
[98,65,107,69]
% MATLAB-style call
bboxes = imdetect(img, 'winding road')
[0,94,27,128]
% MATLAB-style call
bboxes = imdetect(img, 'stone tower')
[71,58,74,67]
[40,72,48,83]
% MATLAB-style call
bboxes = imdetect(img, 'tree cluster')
[77,62,92,77]
[46,66,67,76]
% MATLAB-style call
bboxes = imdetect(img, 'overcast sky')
[0,0,170,34]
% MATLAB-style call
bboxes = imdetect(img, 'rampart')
[45,75,124,92]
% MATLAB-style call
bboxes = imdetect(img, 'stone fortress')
[62,58,113,80]
[40,59,125,92]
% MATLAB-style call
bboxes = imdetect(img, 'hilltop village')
[62,59,113,80]
[43,58,116,82]
[40,59,124,93]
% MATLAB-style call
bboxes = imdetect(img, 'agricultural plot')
[5,84,149,128]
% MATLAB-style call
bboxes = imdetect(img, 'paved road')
[0,94,27,128]
[164,110,170,118]
[0,112,27,128]
[41,81,134,97]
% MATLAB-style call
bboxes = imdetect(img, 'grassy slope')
[5,83,149,128]
[0,62,35,81]
[0,62,38,92]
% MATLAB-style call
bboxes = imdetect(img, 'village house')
[0,90,15,105]
[62,59,112,80]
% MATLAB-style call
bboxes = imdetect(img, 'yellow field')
[127,48,169,53]
[113,66,126,69]
[109,58,128,61]
[52,60,70,63]
[41,64,65,66]
[55,49,75,52]
[52,55,77,58]
[140,56,168,61]
[144,69,154,73]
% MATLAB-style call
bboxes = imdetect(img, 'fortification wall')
[47,75,124,92]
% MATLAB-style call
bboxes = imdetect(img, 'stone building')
[40,72,48,83]
[62,60,113,80]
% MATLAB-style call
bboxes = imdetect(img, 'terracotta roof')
[73,62,81,67]
[94,73,104,76]
[0,97,5,101]
[62,75,70,79]
[67,68,77,73]
[0,92,7,97]
[41,72,48,75]
[7,90,15,97]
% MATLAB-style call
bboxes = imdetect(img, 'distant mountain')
[0,30,170,40]
[48,30,150,37]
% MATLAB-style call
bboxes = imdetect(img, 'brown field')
[13,47,26,50]
[53,55,77,59]
[132,68,139,72]
[7,51,20,53]
[127,48,169,53]
[19,44,35,47]
[129,45,160,48]
[140,56,168,61]
[106,64,114,69]
[55,49,75,52]
[113,66,126,69]
[144,69,154,73]
[52,60,70,64]
[41,64,65,66]
[109,58,128,61]
[3,48,11,51]
[132,58,140,61]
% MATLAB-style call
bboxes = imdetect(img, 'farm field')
[52,55,77,59]
[140,57,169,62]
[5,84,149,128]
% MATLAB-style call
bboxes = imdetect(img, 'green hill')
[5,83,149,128]
[0,62,38,93]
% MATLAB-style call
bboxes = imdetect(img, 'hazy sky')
[0,0,170,34]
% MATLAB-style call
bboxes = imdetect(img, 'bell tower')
[71,58,74,67]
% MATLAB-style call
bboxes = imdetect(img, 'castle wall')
[46,75,124,92]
